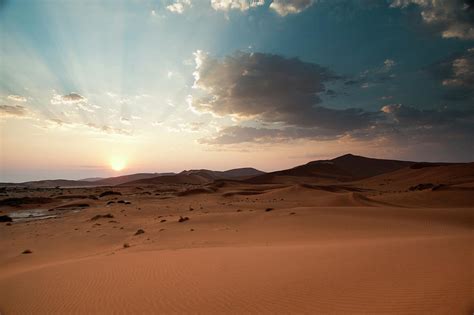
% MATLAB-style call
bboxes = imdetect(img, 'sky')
[1,0,473,182]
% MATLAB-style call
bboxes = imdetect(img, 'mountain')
[122,168,265,186]
[3,155,464,188]
[330,154,415,179]
[221,167,265,178]
[244,161,353,184]
[80,177,104,182]
[244,154,438,184]
[94,173,175,186]
[180,168,265,180]
[120,174,211,186]
[0,173,175,188]
[0,179,96,188]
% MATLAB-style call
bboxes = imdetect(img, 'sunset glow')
[110,157,127,172]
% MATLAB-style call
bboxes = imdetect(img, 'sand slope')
[1,236,471,314]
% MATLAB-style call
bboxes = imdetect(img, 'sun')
[110,157,127,172]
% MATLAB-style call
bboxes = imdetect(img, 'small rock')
[160,219,167,223]
[265,208,274,212]
[134,229,145,235]
[91,214,114,221]
[22,249,32,254]
[123,243,130,248]
[178,216,189,223]
[0,215,13,222]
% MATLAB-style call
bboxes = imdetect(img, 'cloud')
[0,105,31,118]
[381,103,471,126]
[211,0,265,12]
[379,104,474,158]
[50,92,99,113]
[269,0,315,16]
[120,117,131,125]
[199,125,343,144]
[391,0,474,40]
[166,0,192,14]
[353,58,398,88]
[200,104,474,145]
[441,48,474,88]
[87,123,131,135]
[427,47,474,100]
[382,59,396,72]
[51,92,87,104]
[192,51,375,131]
[45,119,131,136]
[191,50,472,156]
[7,95,27,102]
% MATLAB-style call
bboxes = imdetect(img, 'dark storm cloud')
[380,104,474,160]
[380,104,474,126]
[201,104,474,145]
[391,0,474,40]
[193,51,473,150]
[193,51,378,131]
[198,125,343,145]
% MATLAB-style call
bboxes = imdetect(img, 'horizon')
[1,0,474,182]
[2,152,468,183]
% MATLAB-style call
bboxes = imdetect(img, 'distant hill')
[122,168,265,186]
[244,154,435,184]
[244,161,353,184]
[120,174,211,186]
[2,155,466,188]
[94,173,175,186]
[0,179,96,188]
[80,177,104,182]
[0,173,175,188]
[221,167,266,179]
[330,154,415,179]
[180,168,264,180]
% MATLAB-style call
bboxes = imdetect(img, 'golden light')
[110,157,127,172]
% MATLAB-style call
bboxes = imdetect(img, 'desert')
[2,1,474,313]
[0,154,472,314]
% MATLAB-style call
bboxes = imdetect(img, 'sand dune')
[244,154,420,184]
[1,155,473,314]
[1,236,471,314]
[357,162,474,189]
